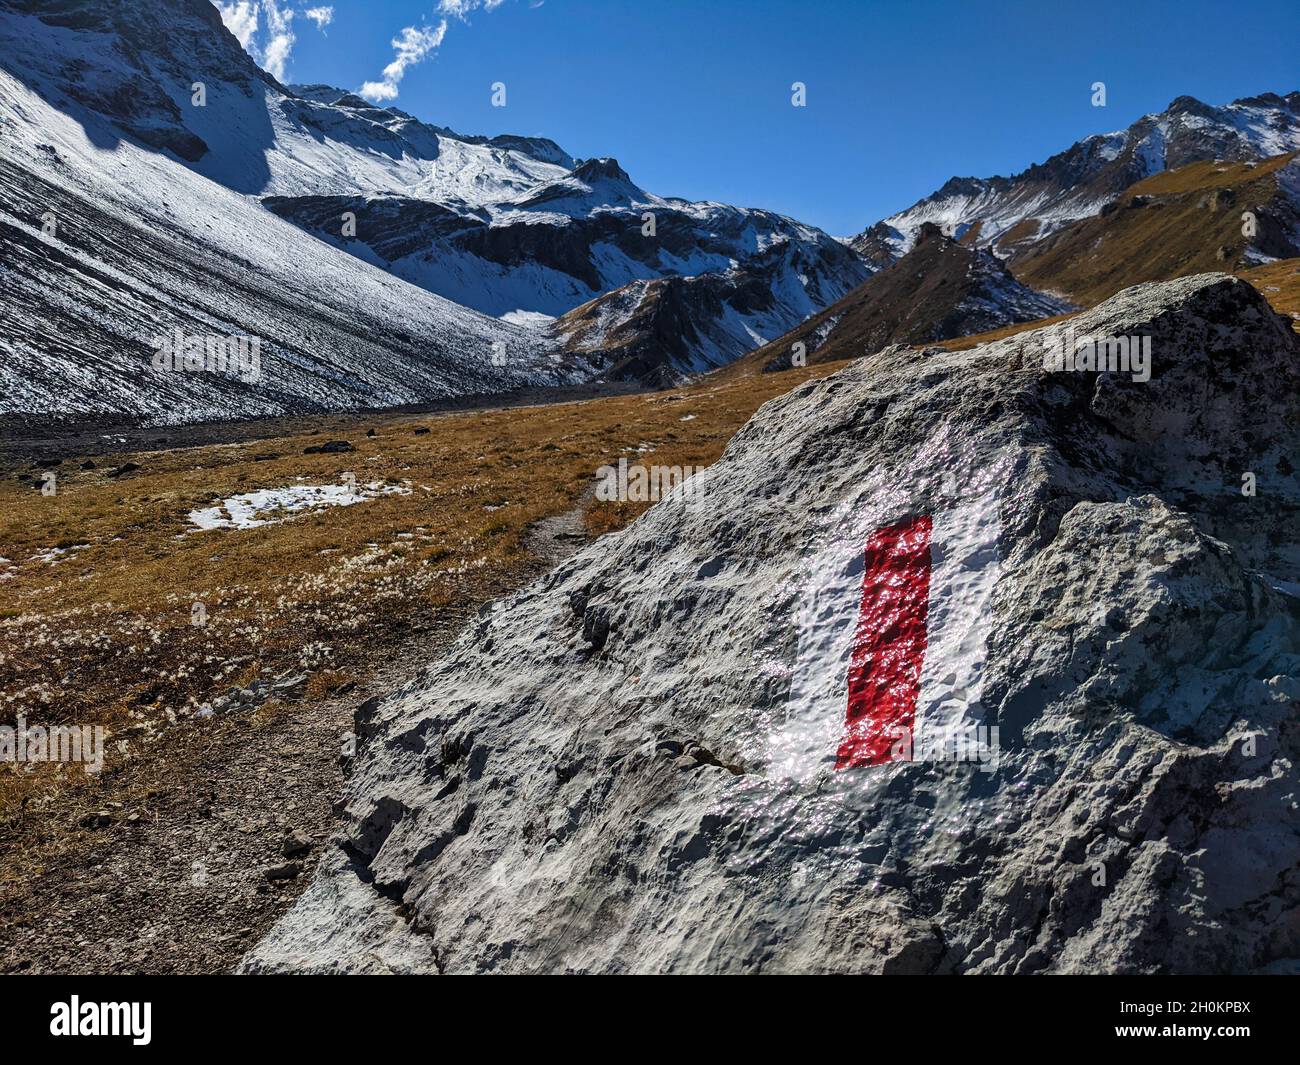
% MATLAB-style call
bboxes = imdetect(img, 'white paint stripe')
[770,537,863,782]
[914,489,1002,750]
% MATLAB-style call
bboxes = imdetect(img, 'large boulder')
[244,273,1300,974]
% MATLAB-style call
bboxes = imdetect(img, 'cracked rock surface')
[243,273,1300,974]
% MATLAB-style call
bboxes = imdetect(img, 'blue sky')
[223,0,1300,236]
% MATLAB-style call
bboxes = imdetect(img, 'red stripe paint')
[835,514,932,770]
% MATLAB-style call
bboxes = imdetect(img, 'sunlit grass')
[0,363,838,814]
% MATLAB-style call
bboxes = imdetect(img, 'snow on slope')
[1,2,574,203]
[1,0,868,403]
[0,1,576,421]
[0,46,566,420]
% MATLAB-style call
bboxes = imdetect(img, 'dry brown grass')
[8,247,1298,819]
[0,363,840,815]
[1239,258,1300,323]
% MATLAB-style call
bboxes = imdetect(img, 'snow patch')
[188,481,410,530]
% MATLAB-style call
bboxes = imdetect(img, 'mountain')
[745,222,1070,372]
[853,92,1300,264]
[243,273,1300,974]
[0,0,566,422]
[549,234,866,385]
[263,153,868,327]
[0,0,868,419]
[1013,152,1300,306]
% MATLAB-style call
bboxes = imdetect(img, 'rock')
[265,863,302,882]
[413,426,430,435]
[580,604,611,650]
[80,811,113,829]
[80,460,95,470]
[567,587,589,620]
[366,429,376,437]
[271,673,308,699]
[303,440,352,455]
[244,275,1300,975]
[106,462,141,478]
[282,832,312,859]
[1208,187,1236,211]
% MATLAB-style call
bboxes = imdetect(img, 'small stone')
[582,605,612,651]
[282,831,312,858]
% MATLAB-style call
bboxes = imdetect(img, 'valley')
[3,0,1300,982]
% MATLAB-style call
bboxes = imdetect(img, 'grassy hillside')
[1012,153,1298,306]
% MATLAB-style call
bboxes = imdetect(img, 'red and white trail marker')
[773,489,1002,782]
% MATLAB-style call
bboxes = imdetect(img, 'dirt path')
[0,548,586,975]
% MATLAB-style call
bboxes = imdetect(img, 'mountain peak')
[856,87,1300,265]
[1231,90,1300,112]
[1166,94,1215,118]
[573,157,633,184]
[913,220,950,246]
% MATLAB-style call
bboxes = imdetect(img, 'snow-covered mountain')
[549,228,867,385]
[259,137,870,376]
[0,0,568,422]
[263,150,868,324]
[0,0,868,418]
[853,92,1300,264]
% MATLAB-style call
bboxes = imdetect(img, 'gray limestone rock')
[243,274,1300,974]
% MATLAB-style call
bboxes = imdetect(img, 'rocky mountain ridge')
[749,222,1071,371]
[853,91,1300,265]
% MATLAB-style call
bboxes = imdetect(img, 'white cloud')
[219,1,522,105]
[260,0,295,81]
[438,0,506,17]
[303,5,333,31]
[216,1,258,48]
[358,1,522,104]
[215,1,319,82]
[359,20,448,103]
